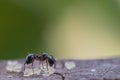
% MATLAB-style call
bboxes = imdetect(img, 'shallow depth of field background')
[0,0,120,59]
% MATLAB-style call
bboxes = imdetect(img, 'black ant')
[24,53,56,73]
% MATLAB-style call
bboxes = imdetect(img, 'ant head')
[34,54,39,60]
[39,52,49,60]
[33,54,36,58]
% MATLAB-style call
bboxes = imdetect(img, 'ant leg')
[53,61,56,68]
[41,56,44,69]
[39,61,40,65]
[24,62,26,72]
[46,58,49,71]
[42,61,44,69]
[31,59,34,75]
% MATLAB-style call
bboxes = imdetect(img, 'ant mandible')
[24,52,56,73]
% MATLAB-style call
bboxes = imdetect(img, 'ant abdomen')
[48,56,56,66]
[25,54,35,64]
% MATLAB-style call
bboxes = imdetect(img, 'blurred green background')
[0,0,120,59]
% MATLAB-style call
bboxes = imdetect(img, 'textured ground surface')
[1,58,120,80]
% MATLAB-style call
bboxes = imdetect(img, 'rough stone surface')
[1,58,120,80]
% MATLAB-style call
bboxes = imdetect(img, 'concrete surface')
[1,58,120,80]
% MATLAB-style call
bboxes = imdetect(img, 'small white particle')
[24,67,42,77]
[7,61,18,65]
[41,66,55,77]
[8,75,13,78]
[40,62,55,77]
[34,67,41,75]
[6,60,22,73]
[24,68,34,77]
[91,69,96,72]
[65,61,76,70]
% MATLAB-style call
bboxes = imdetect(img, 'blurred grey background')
[0,0,120,59]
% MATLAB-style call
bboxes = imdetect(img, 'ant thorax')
[40,53,49,61]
